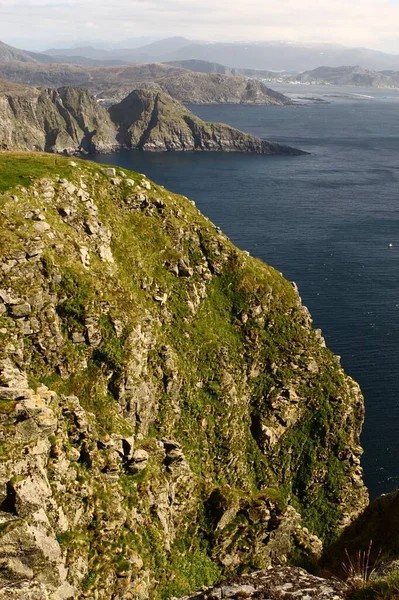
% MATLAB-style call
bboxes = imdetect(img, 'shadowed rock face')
[0,83,118,153]
[0,82,306,155]
[0,153,367,600]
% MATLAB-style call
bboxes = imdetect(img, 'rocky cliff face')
[0,153,368,599]
[0,83,304,155]
[0,83,118,153]
[109,89,301,153]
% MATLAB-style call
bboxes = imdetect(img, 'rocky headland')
[0,152,368,599]
[0,82,305,155]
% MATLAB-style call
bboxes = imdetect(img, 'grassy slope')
[0,152,366,598]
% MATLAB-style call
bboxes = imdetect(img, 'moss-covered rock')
[0,152,367,599]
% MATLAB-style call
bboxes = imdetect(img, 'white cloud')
[1,0,399,51]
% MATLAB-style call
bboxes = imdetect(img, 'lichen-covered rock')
[0,153,367,600]
[175,567,347,599]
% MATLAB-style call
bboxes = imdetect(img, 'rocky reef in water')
[0,153,368,599]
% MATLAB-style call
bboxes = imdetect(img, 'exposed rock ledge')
[0,81,307,156]
[0,154,366,600]
[175,567,347,600]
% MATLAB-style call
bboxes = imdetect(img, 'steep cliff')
[109,89,301,153]
[0,83,304,155]
[0,83,118,153]
[0,153,367,600]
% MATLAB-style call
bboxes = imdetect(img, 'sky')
[1,0,399,53]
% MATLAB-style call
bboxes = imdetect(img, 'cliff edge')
[0,153,366,599]
[0,82,305,156]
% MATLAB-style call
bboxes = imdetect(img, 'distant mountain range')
[164,61,399,90]
[292,65,399,88]
[1,38,399,98]
[2,36,399,72]
[39,38,399,72]
[0,52,292,106]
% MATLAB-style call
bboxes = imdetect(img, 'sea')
[89,83,399,500]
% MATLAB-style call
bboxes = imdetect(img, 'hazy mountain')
[0,39,123,67]
[0,40,38,63]
[165,59,288,79]
[16,38,399,72]
[293,65,399,87]
[129,36,194,56]
[0,61,292,105]
[162,41,399,72]
[165,59,232,74]
[4,38,399,89]
[44,38,195,65]
[167,59,399,89]
[44,46,116,60]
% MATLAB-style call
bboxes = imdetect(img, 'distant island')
[289,65,399,88]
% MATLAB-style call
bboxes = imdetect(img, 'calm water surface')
[90,85,399,499]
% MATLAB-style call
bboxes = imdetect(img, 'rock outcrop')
[109,89,302,153]
[175,567,347,600]
[0,152,367,599]
[0,82,304,155]
[0,83,118,154]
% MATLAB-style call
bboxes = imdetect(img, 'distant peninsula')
[0,81,306,156]
[0,40,293,106]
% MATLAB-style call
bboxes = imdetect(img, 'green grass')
[349,571,399,600]
[0,151,78,194]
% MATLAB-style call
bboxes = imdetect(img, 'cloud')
[2,0,399,51]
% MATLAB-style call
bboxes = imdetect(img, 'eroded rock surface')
[175,567,347,600]
[0,154,367,599]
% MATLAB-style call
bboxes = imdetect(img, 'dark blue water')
[90,86,399,499]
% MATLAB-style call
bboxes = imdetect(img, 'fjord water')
[90,85,399,499]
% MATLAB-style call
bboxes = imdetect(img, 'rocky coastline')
[0,82,305,157]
